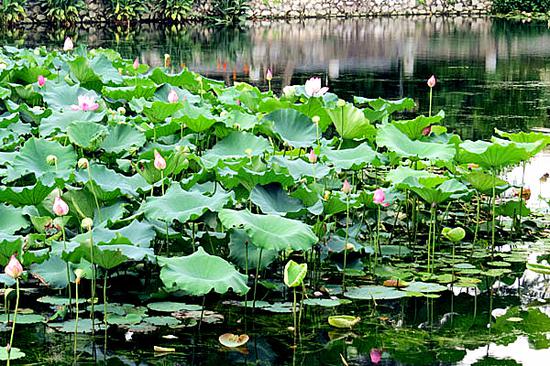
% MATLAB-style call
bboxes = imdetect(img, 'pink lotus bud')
[37,75,46,87]
[266,68,273,81]
[168,89,179,104]
[133,57,139,70]
[422,125,432,136]
[308,149,317,163]
[154,150,166,170]
[342,179,352,194]
[5,255,23,279]
[53,196,69,216]
[63,37,74,51]
[373,188,385,204]
[370,349,382,364]
[427,75,436,88]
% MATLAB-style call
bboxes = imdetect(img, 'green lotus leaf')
[6,138,77,185]
[327,315,361,328]
[102,85,156,101]
[67,121,108,150]
[250,184,304,215]
[202,131,270,169]
[404,281,448,293]
[68,54,123,89]
[442,227,466,242]
[139,184,233,224]
[229,229,278,270]
[400,177,468,204]
[376,124,455,161]
[463,171,509,195]
[283,260,307,288]
[54,319,104,333]
[322,142,378,171]
[292,97,333,132]
[392,111,444,140]
[0,182,54,207]
[271,156,330,180]
[0,238,22,266]
[0,313,45,324]
[302,298,350,307]
[219,209,317,251]
[222,110,258,130]
[327,102,376,140]
[354,96,415,114]
[63,244,136,270]
[129,98,183,123]
[72,220,155,248]
[147,302,202,312]
[0,204,28,234]
[75,164,150,198]
[40,109,106,137]
[108,314,143,325]
[29,255,75,289]
[173,103,219,132]
[344,285,408,300]
[42,82,92,110]
[0,347,25,360]
[497,200,531,218]
[100,124,146,154]
[264,109,316,147]
[143,316,180,326]
[386,166,440,184]
[158,247,249,296]
[458,140,531,169]
[149,68,224,92]
[527,262,550,275]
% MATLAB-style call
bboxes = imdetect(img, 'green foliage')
[492,0,550,13]
[207,0,249,25]
[154,0,193,21]
[106,0,147,22]
[0,0,26,24]
[41,0,85,24]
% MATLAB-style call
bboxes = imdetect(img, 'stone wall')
[23,0,492,23]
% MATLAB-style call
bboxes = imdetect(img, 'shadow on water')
[3,17,550,138]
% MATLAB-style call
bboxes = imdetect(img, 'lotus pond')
[0,40,550,366]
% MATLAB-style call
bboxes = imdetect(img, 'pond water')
[3,17,550,366]
[4,16,550,139]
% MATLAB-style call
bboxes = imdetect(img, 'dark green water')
[4,17,550,139]
[3,17,550,365]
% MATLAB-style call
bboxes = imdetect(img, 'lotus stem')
[6,278,19,366]
[292,287,297,339]
[87,166,102,222]
[428,87,433,117]
[491,170,497,257]
[62,225,73,312]
[342,194,350,291]
[89,230,96,333]
[516,162,526,236]
[252,249,263,311]
[103,271,108,328]
[160,170,164,195]
[74,279,79,357]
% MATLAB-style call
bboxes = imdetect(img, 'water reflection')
[4,18,550,138]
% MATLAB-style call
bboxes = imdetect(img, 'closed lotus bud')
[153,150,167,170]
[345,243,355,251]
[63,37,74,51]
[37,75,46,87]
[422,125,432,136]
[81,217,93,231]
[46,154,58,165]
[266,68,273,81]
[133,57,139,70]
[74,268,85,284]
[53,196,69,216]
[336,99,346,108]
[168,89,179,104]
[323,190,330,200]
[427,75,436,88]
[370,349,382,364]
[308,149,317,163]
[164,54,171,68]
[77,158,89,169]
[312,115,320,125]
[342,179,352,194]
[5,255,23,279]
[442,227,466,242]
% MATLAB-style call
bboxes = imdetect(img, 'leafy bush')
[207,0,249,25]
[154,0,193,21]
[492,0,550,13]
[41,0,85,24]
[0,0,27,24]
[106,0,147,23]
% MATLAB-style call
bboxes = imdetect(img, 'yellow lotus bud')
[312,115,320,124]
[81,217,93,231]
[336,99,346,108]
[77,158,89,169]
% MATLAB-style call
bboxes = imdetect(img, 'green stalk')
[491,170,497,257]
[103,271,108,327]
[516,162,526,236]
[292,287,297,339]
[62,225,72,311]
[342,194,350,291]
[89,230,96,332]
[252,249,263,311]
[6,278,19,366]
[428,87,433,117]
[74,280,79,357]
[160,170,165,195]
[87,166,102,223]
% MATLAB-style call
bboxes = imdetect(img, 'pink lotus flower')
[5,255,23,279]
[71,95,99,111]
[266,68,273,81]
[37,75,46,87]
[133,57,139,70]
[304,77,328,97]
[63,37,74,51]
[370,349,382,364]
[168,89,179,104]
[154,150,166,170]
[427,75,436,88]
[373,188,390,207]
[422,125,432,136]
[342,179,351,194]
[308,149,317,163]
[53,196,69,216]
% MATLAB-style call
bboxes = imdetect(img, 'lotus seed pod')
[46,154,58,165]
[81,217,93,231]
[74,268,85,284]
[244,148,253,157]
[117,106,126,115]
[336,99,346,108]
[77,158,89,169]
[312,115,320,124]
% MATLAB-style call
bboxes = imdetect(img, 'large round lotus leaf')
[173,103,219,132]
[0,347,25,360]
[147,302,202,312]
[264,108,316,147]
[344,285,408,300]
[250,184,304,215]
[30,255,74,289]
[102,85,157,101]
[0,183,54,207]
[74,164,150,197]
[386,166,440,185]
[202,131,271,168]
[53,319,105,333]
[284,260,307,288]
[5,138,77,185]
[37,296,87,306]
[354,96,415,114]
[392,111,444,140]
[327,103,376,140]
[40,109,106,137]
[457,140,531,169]
[64,242,153,270]
[303,298,350,307]
[404,282,448,293]
[0,313,45,324]
[42,81,92,110]
[322,142,378,171]
[107,314,142,325]
[404,177,469,205]
[67,121,108,151]
[0,204,28,235]
[228,229,278,270]
[100,124,146,154]
[143,316,180,327]
[463,171,509,195]
[219,209,317,251]
[73,220,155,248]
[68,54,123,87]
[271,156,330,181]
[376,124,455,161]
[133,99,184,123]
[158,247,249,296]
[139,184,233,224]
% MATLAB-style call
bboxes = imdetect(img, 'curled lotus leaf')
[219,333,249,348]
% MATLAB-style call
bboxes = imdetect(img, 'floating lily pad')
[344,285,408,300]
[143,316,180,327]
[147,302,202,312]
